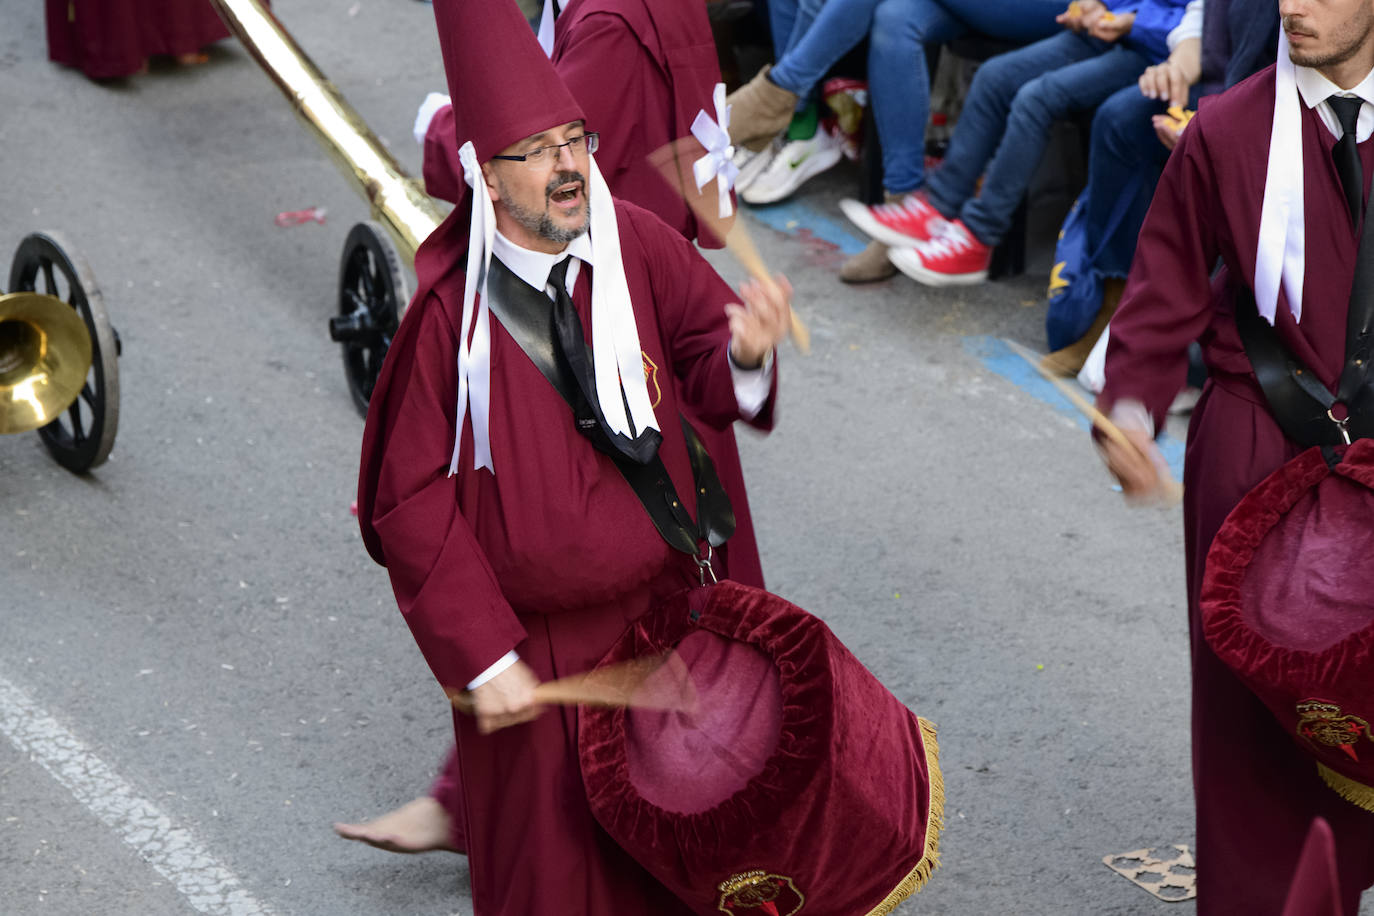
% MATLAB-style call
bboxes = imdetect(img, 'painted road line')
[963,335,1187,482]
[0,672,275,916]
[743,199,868,256]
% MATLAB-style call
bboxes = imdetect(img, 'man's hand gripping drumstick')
[648,130,808,354]
[1004,339,1181,505]
[446,654,695,734]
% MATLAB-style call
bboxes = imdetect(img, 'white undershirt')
[466,231,775,690]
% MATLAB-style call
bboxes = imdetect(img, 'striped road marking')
[0,672,274,916]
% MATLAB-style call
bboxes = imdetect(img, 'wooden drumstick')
[648,138,810,353]
[446,653,696,714]
[1003,338,1183,504]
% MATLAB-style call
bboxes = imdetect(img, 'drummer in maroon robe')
[351,1,789,911]
[1097,1,1374,910]
[45,0,240,80]
[335,0,766,857]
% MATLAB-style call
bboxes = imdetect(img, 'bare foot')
[333,796,458,854]
[174,52,210,66]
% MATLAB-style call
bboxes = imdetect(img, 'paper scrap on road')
[1103,844,1197,902]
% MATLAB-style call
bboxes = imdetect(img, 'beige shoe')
[1040,277,1126,376]
[841,239,897,283]
[726,65,799,149]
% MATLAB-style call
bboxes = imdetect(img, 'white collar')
[1294,62,1374,141]
[491,228,593,294]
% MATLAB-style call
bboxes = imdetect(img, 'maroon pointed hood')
[414,0,586,302]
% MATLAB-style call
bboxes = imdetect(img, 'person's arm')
[359,294,529,693]
[1118,0,1195,61]
[1140,36,1202,108]
[1096,102,1224,498]
[421,102,465,205]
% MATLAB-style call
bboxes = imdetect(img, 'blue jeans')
[924,29,1151,247]
[1083,85,1175,278]
[867,0,1062,193]
[769,0,1062,190]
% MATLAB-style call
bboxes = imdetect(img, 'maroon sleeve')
[422,103,465,205]
[358,293,527,689]
[625,203,778,432]
[1099,108,1226,431]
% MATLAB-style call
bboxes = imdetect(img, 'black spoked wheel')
[9,231,120,473]
[330,221,406,416]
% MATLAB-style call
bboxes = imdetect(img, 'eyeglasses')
[491,132,600,168]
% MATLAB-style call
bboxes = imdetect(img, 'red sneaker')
[887,220,991,287]
[839,192,947,247]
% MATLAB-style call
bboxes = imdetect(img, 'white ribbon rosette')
[691,83,740,220]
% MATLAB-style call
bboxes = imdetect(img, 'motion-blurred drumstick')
[447,652,697,715]
[648,135,810,354]
[1003,338,1183,504]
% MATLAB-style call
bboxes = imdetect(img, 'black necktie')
[1330,95,1364,226]
[547,257,661,464]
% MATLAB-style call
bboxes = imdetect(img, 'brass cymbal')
[0,291,93,436]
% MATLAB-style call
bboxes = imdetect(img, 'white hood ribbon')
[447,149,658,475]
[536,0,560,57]
[586,154,660,440]
[450,140,496,475]
[1255,30,1306,325]
[691,83,739,219]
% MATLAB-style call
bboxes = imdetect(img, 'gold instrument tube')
[208,0,445,265]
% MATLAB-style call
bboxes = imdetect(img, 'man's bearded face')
[495,166,590,245]
[487,120,591,252]
[1283,0,1374,70]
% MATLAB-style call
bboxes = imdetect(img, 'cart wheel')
[329,221,406,416]
[9,231,120,473]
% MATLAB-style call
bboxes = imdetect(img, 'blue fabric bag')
[1046,172,1143,351]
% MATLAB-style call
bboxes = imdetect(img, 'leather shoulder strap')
[483,256,735,554]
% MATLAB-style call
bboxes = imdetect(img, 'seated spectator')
[729,0,1063,281]
[842,0,1193,287]
[1042,0,1279,373]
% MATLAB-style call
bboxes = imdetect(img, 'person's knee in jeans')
[924,51,1030,215]
[1090,86,1160,168]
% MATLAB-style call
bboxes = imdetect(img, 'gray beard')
[500,173,591,244]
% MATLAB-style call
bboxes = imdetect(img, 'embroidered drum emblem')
[716,870,805,915]
[1297,700,1371,762]
[642,351,662,409]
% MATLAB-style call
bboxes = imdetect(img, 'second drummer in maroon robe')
[335,0,767,856]
[1097,0,1374,910]
[354,0,790,911]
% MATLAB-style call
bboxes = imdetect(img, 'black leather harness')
[483,256,735,573]
[1236,207,1374,446]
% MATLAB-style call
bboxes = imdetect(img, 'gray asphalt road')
[0,2,1334,915]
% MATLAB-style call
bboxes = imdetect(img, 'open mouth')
[549,182,584,206]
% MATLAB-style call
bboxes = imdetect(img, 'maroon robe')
[421,0,764,849]
[358,199,776,915]
[1101,67,1374,914]
[45,0,236,80]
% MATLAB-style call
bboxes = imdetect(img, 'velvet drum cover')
[579,581,943,915]
[1201,438,1374,812]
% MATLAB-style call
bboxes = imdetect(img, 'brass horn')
[0,292,93,435]
[207,0,445,265]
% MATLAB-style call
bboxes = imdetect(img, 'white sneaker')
[740,129,844,205]
[732,142,778,196]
